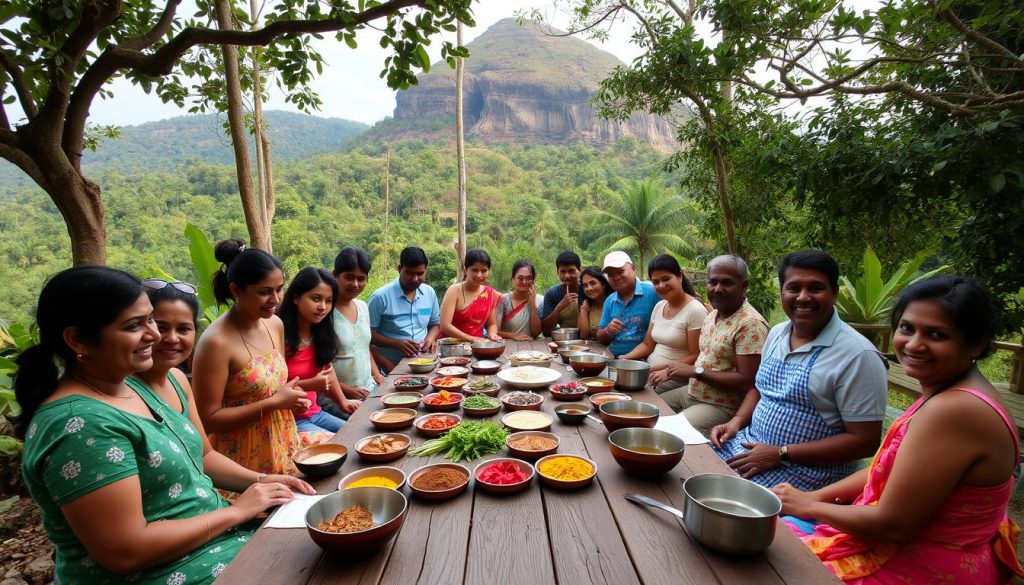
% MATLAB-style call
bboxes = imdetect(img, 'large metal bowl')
[305,487,409,555]
[470,340,506,360]
[557,344,590,364]
[551,328,581,342]
[608,428,685,477]
[570,352,609,377]
[607,359,651,391]
[681,474,782,555]
[599,400,660,432]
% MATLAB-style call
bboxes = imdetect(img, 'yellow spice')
[346,476,399,489]
[538,456,592,481]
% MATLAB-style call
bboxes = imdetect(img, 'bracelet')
[204,517,212,545]
[255,473,265,485]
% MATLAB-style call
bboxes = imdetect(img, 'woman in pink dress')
[773,276,1024,584]
[440,248,503,342]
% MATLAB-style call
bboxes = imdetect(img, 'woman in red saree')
[772,276,1024,584]
[440,248,503,342]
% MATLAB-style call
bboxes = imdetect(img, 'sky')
[85,1,644,127]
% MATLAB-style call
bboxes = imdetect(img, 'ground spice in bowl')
[412,467,469,491]
[508,435,557,451]
[537,456,593,481]
[317,504,376,533]
[346,476,399,489]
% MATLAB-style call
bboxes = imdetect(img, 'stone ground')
[0,496,52,585]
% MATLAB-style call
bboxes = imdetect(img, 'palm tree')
[592,178,697,278]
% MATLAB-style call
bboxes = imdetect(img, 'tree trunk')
[455,20,467,280]
[382,144,391,268]
[214,0,268,250]
[250,0,275,249]
[711,144,737,254]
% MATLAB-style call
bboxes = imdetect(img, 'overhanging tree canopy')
[0,0,473,264]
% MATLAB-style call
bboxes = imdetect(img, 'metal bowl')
[599,400,660,432]
[473,458,535,494]
[535,454,597,490]
[505,431,559,460]
[354,433,411,463]
[588,392,632,412]
[369,408,417,431]
[470,340,506,360]
[292,444,348,479]
[413,413,461,437]
[554,404,591,425]
[570,352,609,377]
[439,338,471,357]
[551,328,581,342]
[608,428,685,477]
[681,474,782,555]
[305,487,408,555]
[557,344,590,364]
[551,339,585,353]
[607,359,651,391]
[408,463,470,501]
[407,358,439,374]
[470,360,502,375]
[337,466,407,491]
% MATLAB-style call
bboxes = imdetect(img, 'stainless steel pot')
[607,359,651,391]
[439,338,470,357]
[551,327,581,341]
[625,474,781,555]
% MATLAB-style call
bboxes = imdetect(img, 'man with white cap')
[596,251,660,357]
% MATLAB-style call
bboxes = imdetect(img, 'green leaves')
[184,222,225,321]
[835,247,949,324]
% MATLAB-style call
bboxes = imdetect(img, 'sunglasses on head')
[142,278,198,295]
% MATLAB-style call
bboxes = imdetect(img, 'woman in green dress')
[16,266,309,584]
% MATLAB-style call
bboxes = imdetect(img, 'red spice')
[422,417,456,430]
[478,461,529,485]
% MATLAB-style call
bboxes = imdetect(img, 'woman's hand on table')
[771,483,817,518]
[487,332,503,342]
[259,474,316,495]
[344,385,370,400]
[506,333,532,341]
[233,481,299,519]
[725,442,782,478]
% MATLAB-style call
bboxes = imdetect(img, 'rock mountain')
[383,19,678,150]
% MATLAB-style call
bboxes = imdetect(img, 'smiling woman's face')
[151,299,196,370]
[893,299,984,387]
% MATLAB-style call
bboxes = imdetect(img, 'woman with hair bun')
[17,266,301,584]
[191,238,308,476]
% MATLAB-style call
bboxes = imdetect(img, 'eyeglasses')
[514,276,535,283]
[142,278,198,295]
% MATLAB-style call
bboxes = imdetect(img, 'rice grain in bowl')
[501,410,553,432]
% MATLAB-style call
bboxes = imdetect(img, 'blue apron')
[715,333,859,491]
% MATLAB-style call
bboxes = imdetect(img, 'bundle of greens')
[408,421,509,462]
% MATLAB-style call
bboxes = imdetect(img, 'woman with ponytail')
[191,238,308,476]
[18,266,302,584]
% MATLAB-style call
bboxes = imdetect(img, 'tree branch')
[938,6,1023,66]
[122,0,184,51]
[0,130,45,187]
[0,48,38,117]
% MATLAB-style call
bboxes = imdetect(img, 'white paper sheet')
[654,413,710,445]
[263,493,327,529]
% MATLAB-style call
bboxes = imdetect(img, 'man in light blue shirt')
[597,251,660,357]
[368,246,441,370]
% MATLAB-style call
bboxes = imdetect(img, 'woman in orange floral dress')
[192,238,309,476]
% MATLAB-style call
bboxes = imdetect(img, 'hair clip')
[238,244,246,253]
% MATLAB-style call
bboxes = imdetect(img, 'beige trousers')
[656,382,734,437]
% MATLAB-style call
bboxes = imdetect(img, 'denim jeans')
[296,409,345,433]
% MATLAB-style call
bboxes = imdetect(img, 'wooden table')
[216,340,837,585]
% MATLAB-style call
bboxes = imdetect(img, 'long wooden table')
[216,339,837,584]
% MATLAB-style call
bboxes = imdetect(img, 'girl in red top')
[277,268,357,433]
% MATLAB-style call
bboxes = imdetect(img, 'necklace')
[298,337,313,349]
[72,375,135,400]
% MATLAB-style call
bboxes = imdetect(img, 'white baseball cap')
[602,251,633,271]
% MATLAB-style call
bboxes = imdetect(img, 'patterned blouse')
[687,300,768,412]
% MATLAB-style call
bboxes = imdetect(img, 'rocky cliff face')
[385,19,679,150]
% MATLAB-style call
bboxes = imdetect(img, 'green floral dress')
[21,378,252,585]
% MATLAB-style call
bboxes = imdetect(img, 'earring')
[77,354,84,361]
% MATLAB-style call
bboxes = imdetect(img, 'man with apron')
[711,250,888,491]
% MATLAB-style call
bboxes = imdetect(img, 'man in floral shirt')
[660,255,768,434]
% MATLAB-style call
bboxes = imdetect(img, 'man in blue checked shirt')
[368,246,441,372]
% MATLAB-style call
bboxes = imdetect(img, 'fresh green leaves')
[408,421,508,462]
[835,247,948,324]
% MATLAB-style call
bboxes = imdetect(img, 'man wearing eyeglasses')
[368,246,441,372]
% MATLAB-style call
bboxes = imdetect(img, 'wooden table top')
[215,339,836,585]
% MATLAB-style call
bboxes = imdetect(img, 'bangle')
[204,517,212,545]
[255,473,265,485]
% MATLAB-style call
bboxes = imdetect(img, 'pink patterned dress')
[801,387,1024,584]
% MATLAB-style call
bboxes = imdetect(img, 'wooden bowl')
[570,353,609,377]
[589,392,632,412]
[473,458,535,494]
[470,340,506,360]
[369,408,417,431]
[461,396,501,417]
[305,487,408,555]
[422,391,464,412]
[380,392,423,409]
[408,463,470,501]
[337,466,407,491]
[578,377,615,394]
[554,404,591,425]
[505,431,559,460]
[413,413,461,437]
[470,360,502,375]
[392,376,430,393]
[549,382,586,401]
[501,391,544,411]
[439,356,472,367]
[292,444,348,479]
[608,428,685,477]
[429,377,469,394]
[598,400,660,432]
[501,411,553,433]
[355,433,411,463]
[535,454,597,490]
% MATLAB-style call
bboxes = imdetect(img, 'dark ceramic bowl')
[461,396,501,417]
[292,444,348,479]
[470,340,506,360]
[598,400,660,432]
[305,487,408,555]
[608,428,686,477]
[554,404,591,425]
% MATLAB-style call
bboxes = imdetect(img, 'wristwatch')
[694,366,705,381]
[779,445,791,462]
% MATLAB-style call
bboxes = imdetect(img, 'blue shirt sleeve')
[367,290,385,330]
[598,294,615,328]
[540,286,561,319]
[427,287,441,327]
